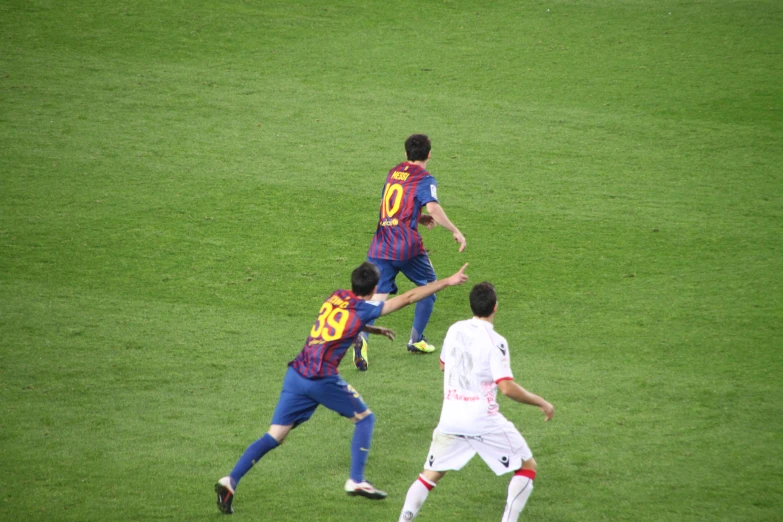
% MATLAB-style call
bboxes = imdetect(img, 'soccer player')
[214,262,469,515]
[357,134,467,370]
[397,282,554,522]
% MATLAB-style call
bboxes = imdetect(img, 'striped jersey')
[290,290,384,378]
[367,162,439,260]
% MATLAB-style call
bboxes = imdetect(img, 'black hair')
[405,134,431,162]
[469,282,497,317]
[352,262,380,297]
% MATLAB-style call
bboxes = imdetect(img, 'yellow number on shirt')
[322,308,350,341]
[310,303,351,341]
[310,302,333,338]
[382,183,404,219]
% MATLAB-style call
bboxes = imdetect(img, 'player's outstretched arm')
[497,379,554,421]
[425,201,466,252]
[380,263,469,317]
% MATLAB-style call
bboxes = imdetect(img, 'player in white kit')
[398,282,554,522]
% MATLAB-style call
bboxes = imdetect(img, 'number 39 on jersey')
[310,301,351,341]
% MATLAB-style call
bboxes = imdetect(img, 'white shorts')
[423,421,532,476]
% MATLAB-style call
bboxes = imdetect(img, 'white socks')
[501,470,536,522]
[399,470,535,521]
[398,474,436,521]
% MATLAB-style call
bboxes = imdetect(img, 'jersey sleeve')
[356,300,384,323]
[416,176,438,205]
[490,336,513,384]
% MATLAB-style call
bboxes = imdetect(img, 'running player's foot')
[215,476,235,514]
[344,478,387,500]
[353,336,368,371]
[407,337,436,354]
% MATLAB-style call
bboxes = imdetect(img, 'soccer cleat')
[215,476,235,514]
[344,478,387,500]
[407,337,436,354]
[353,336,368,371]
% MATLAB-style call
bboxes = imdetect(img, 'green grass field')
[1,0,781,520]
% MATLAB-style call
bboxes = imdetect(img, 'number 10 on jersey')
[382,183,403,219]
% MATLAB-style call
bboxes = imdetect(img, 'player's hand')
[419,214,437,230]
[540,401,554,422]
[446,263,469,286]
[453,231,466,252]
[376,327,396,342]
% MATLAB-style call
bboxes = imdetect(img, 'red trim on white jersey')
[495,376,513,384]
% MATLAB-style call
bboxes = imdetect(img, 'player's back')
[290,290,382,379]
[367,162,438,260]
[437,318,512,435]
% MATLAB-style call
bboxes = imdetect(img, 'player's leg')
[345,408,387,499]
[366,257,399,307]
[399,429,474,520]
[468,421,536,522]
[400,254,437,353]
[215,368,318,514]
[316,376,386,499]
[398,470,446,521]
[215,424,293,513]
[501,458,537,522]
[226,424,292,488]
[356,257,399,370]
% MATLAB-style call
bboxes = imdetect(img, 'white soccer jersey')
[436,317,513,436]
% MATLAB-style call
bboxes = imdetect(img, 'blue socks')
[230,433,280,488]
[228,417,375,487]
[410,295,435,343]
[350,413,376,483]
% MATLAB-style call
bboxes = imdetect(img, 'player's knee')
[360,412,376,427]
[521,457,537,472]
[353,409,375,424]
[268,424,292,444]
[422,470,446,485]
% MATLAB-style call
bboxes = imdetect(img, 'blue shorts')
[367,254,437,295]
[270,367,369,427]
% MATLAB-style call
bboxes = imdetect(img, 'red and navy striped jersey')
[289,290,384,378]
[367,162,439,260]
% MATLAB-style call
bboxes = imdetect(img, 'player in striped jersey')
[357,134,466,370]
[214,262,469,515]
